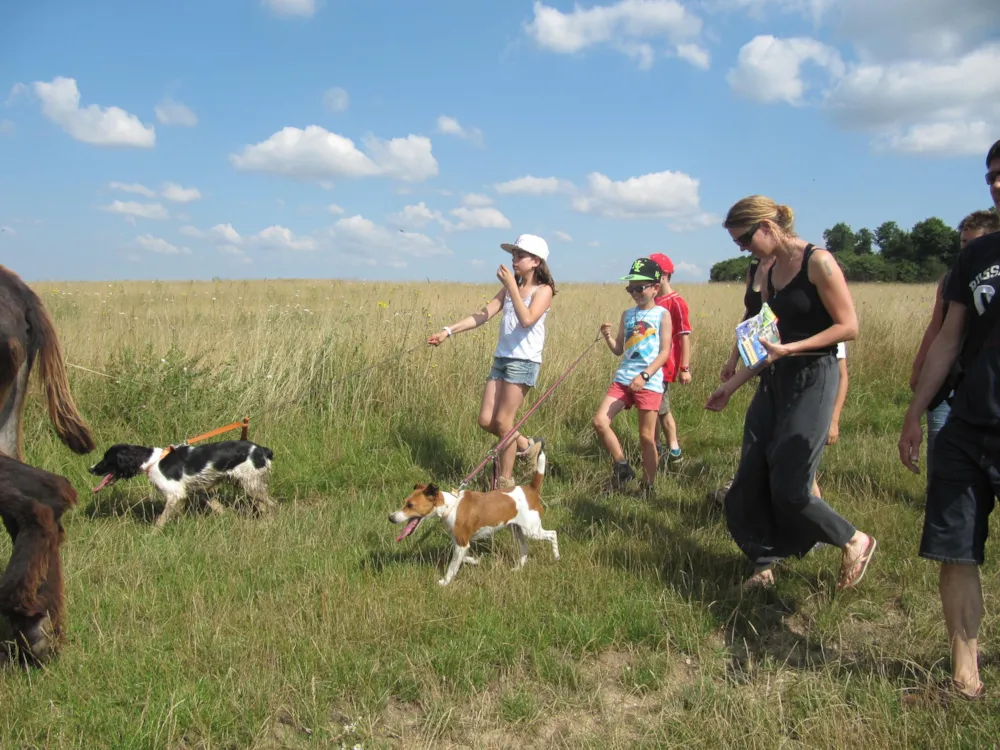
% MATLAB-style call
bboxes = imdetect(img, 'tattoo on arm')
[821,260,834,277]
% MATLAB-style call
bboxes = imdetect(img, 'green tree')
[875,221,914,262]
[910,217,959,266]
[823,222,856,254]
[853,228,874,255]
[709,256,752,282]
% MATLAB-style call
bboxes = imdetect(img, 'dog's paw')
[437,578,450,587]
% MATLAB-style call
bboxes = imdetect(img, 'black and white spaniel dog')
[88,440,275,528]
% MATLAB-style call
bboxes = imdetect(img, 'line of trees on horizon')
[708,213,991,283]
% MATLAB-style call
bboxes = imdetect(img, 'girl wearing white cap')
[428,234,556,489]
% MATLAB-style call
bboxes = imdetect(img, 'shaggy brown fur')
[0,264,94,460]
[0,456,77,665]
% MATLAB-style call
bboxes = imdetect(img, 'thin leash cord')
[458,332,602,490]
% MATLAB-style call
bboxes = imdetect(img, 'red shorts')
[606,382,663,411]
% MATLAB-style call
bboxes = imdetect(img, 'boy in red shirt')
[649,253,692,463]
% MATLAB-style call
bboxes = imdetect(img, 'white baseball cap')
[500,234,549,261]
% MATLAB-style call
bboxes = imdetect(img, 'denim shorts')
[488,356,540,387]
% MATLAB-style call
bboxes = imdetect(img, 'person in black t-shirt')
[908,209,1000,484]
[899,138,1000,700]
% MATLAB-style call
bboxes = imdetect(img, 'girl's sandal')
[951,679,985,701]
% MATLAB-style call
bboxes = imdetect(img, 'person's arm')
[828,357,848,444]
[427,289,504,345]
[899,302,966,472]
[600,311,626,356]
[705,358,768,411]
[760,248,857,360]
[678,299,692,384]
[909,275,947,391]
[497,265,553,327]
[722,264,756,381]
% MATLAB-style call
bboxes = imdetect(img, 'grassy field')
[2,278,997,749]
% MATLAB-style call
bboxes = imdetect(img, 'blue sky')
[1,0,997,282]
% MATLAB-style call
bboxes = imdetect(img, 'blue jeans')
[488,356,540,387]
[926,400,952,483]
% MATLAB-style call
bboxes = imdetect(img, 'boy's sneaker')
[611,460,635,489]
[667,448,684,464]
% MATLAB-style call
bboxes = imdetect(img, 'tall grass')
[3,278,994,749]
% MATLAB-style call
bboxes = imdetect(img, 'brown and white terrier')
[389,451,559,586]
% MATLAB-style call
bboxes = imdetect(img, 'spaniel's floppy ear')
[424,483,439,497]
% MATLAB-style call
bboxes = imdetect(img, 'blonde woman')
[705,195,876,589]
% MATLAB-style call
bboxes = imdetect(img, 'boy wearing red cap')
[649,253,692,463]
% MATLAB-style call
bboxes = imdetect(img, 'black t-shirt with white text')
[944,231,1000,430]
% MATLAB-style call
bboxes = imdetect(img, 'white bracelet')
[443,326,452,337]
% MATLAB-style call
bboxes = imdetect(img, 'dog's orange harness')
[159,416,250,460]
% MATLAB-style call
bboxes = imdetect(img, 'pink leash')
[458,334,601,491]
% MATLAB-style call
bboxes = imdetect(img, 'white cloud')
[571,170,706,220]
[388,202,448,230]
[462,193,493,207]
[327,203,345,215]
[110,181,157,197]
[262,0,316,17]
[323,87,350,113]
[728,30,1000,156]
[727,35,844,105]
[333,215,452,259]
[0,225,16,235]
[673,260,701,275]
[449,206,512,231]
[525,0,707,70]
[825,43,1000,156]
[436,115,484,145]
[155,98,198,127]
[494,175,574,195]
[230,125,438,182]
[676,43,711,69]
[161,183,202,203]
[553,230,573,242]
[101,201,169,220]
[179,225,205,238]
[832,0,999,61]
[135,234,190,255]
[210,223,242,244]
[252,225,317,251]
[0,119,14,136]
[219,244,245,256]
[29,77,155,147]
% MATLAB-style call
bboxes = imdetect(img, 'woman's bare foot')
[838,532,877,590]
[744,567,775,589]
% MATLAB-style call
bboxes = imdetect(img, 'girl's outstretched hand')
[427,331,449,346]
[705,385,732,412]
[497,264,517,290]
[599,322,613,339]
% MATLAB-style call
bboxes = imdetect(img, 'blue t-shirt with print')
[614,305,666,393]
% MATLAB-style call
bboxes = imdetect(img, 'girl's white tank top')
[494,288,547,363]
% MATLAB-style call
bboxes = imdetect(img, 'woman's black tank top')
[766,244,836,354]
[744,258,762,317]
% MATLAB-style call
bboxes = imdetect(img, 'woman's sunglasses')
[734,222,760,249]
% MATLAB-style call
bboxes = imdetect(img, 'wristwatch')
[680,366,690,373]
[640,371,651,381]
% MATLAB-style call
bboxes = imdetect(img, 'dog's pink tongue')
[396,517,421,542]
[92,473,115,493]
